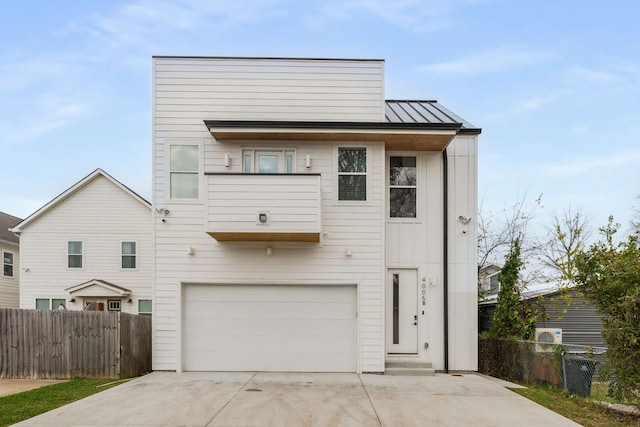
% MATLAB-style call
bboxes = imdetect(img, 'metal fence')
[479,337,607,398]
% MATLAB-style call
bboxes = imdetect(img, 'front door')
[386,269,418,353]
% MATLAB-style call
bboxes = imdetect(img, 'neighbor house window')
[389,156,417,218]
[338,147,367,201]
[170,145,199,199]
[3,252,13,277]
[107,300,121,311]
[36,298,66,310]
[121,242,136,269]
[68,241,83,268]
[242,149,295,173]
[138,299,152,317]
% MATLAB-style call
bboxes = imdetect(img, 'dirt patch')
[0,379,67,397]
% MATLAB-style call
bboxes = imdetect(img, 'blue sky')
[1,0,639,237]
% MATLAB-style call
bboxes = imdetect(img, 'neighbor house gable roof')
[0,211,22,245]
[65,279,132,297]
[10,168,151,234]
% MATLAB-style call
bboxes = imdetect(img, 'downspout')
[443,148,449,374]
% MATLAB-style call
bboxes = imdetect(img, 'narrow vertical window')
[389,156,417,218]
[338,147,366,201]
[170,145,199,199]
[3,252,13,277]
[121,242,136,269]
[392,273,400,344]
[244,154,252,173]
[68,241,82,268]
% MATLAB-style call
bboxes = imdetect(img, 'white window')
[338,147,367,201]
[121,242,136,269]
[36,298,67,310]
[68,241,83,268]
[138,299,152,317]
[3,251,13,277]
[242,149,295,173]
[107,300,121,311]
[389,156,417,218]
[170,145,199,198]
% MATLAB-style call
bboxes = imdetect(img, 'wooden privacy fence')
[0,309,151,379]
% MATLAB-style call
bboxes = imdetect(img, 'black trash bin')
[563,355,599,397]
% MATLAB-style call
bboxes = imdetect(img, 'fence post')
[562,350,568,392]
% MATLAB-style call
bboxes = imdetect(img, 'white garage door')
[183,284,357,372]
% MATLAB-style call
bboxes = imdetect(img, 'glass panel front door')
[386,269,418,354]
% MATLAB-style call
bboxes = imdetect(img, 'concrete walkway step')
[385,362,435,376]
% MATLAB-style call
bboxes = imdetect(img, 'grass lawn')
[0,378,121,427]
[510,382,640,427]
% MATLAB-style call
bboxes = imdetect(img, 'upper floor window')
[170,145,199,199]
[243,149,295,173]
[389,156,417,218]
[338,147,366,201]
[68,241,83,268]
[3,252,13,277]
[122,242,136,269]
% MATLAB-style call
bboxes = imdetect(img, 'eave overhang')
[205,120,465,151]
[65,279,132,298]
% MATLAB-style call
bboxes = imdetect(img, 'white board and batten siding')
[446,135,479,371]
[18,175,152,315]
[0,241,19,308]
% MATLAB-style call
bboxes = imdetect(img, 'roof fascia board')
[205,120,461,132]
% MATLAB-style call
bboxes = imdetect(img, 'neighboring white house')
[11,169,152,316]
[0,211,22,308]
[152,56,481,373]
[479,263,501,295]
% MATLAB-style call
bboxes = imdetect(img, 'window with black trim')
[338,147,366,201]
[3,252,13,277]
[108,300,121,311]
[389,156,417,218]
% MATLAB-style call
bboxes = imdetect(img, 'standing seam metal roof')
[385,100,480,133]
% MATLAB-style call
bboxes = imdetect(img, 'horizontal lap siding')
[153,57,386,372]
[207,175,321,233]
[19,177,152,314]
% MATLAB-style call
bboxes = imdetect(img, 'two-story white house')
[152,56,480,373]
[11,169,153,316]
[0,211,22,308]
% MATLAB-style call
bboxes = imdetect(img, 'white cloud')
[565,66,620,84]
[418,47,553,75]
[317,0,486,32]
[541,150,640,178]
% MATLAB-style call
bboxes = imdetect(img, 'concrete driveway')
[14,372,581,427]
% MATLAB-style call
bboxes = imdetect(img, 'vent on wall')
[535,328,562,352]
